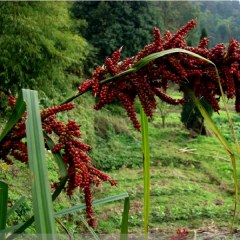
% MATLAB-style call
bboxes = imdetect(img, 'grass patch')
[1,93,240,236]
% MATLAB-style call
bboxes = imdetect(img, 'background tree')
[150,1,200,45]
[181,28,213,136]
[193,1,240,46]
[71,1,157,64]
[0,2,91,111]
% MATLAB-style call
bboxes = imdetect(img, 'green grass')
[87,100,240,236]
[1,94,240,238]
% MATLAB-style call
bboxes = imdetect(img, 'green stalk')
[22,89,57,239]
[140,106,150,238]
[0,181,8,240]
[79,216,100,240]
[44,132,67,178]
[120,197,130,240]
[54,193,129,217]
[7,196,26,219]
[6,176,67,240]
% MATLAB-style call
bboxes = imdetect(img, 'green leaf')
[63,48,212,104]
[51,176,68,201]
[186,88,232,152]
[140,107,150,237]
[6,176,68,240]
[6,217,34,240]
[0,181,8,240]
[133,48,213,70]
[79,216,100,240]
[22,89,57,238]
[0,181,8,232]
[0,92,26,143]
[100,48,213,86]
[44,132,67,178]
[120,197,130,240]
[185,87,238,231]
[7,196,26,219]
[55,193,129,217]
[0,224,24,235]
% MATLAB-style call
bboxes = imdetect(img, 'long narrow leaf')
[185,87,238,229]
[44,132,67,178]
[120,197,130,240]
[0,224,24,235]
[79,216,100,240]
[100,48,213,86]
[134,48,213,70]
[62,48,216,104]
[6,176,68,240]
[6,217,34,240]
[0,92,26,143]
[7,196,26,219]
[215,70,240,228]
[22,89,57,238]
[0,181,8,237]
[140,106,150,238]
[186,88,232,153]
[55,193,129,217]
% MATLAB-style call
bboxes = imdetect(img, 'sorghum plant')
[1,19,240,231]
[78,19,240,131]
[0,98,116,227]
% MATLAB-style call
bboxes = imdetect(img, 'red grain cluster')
[3,19,240,229]
[78,19,240,130]
[43,108,117,226]
[0,97,27,164]
[0,99,116,227]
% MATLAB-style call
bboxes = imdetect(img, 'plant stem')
[140,106,150,239]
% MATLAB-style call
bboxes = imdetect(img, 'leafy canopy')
[71,1,157,63]
[0,2,90,100]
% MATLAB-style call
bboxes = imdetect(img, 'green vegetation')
[1,1,240,239]
[0,2,92,113]
[195,1,240,46]
[2,95,240,237]
[91,101,240,236]
[71,1,157,63]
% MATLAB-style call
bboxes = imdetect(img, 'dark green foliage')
[150,1,200,45]
[92,111,141,170]
[181,94,213,135]
[71,1,157,64]
[0,2,91,105]
[200,27,208,39]
[194,1,240,46]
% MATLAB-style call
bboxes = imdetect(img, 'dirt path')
[146,226,240,239]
